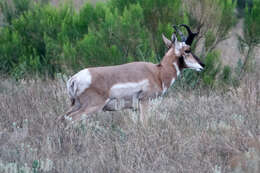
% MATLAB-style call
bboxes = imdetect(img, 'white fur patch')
[105,99,111,104]
[162,78,176,95]
[175,42,186,56]
[173,62,180,76]
[162,83,168,95]
[170,78,176,87]
[175,47,180,55]
[110,79,149,98]
[67,69,92,98]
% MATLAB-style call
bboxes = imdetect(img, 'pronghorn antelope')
[61,25,205,125]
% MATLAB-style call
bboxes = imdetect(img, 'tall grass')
[0,71,259,173]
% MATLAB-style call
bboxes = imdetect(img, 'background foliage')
[0,0,182,78]
[0,0,258,88]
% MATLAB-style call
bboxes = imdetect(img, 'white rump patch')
[67,69,92,99]
[173,62,180,76]
[110,79,149,98]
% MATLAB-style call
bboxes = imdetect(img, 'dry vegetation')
[0,70,259,173]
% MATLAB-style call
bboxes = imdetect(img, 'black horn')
[173,25,186,42]
[180,24,198,46]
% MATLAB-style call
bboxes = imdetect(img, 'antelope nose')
[200,63,205,70]
[197,63,205,72]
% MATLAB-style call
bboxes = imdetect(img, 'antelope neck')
[160,48,183,75]
[159,48,183,92]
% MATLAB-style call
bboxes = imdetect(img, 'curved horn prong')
[173,25,186,42]
[180,24,198,45]
[171,33,177,44]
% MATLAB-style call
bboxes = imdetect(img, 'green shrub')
[77,30,122,66]
[0,0,32,25]
[244,0,260,45]
[110,0,182,58]
[0,1,86,77]
[73,3,150,67]
[0,29,24,74]
[205,30,216,51]
[237,0,253,17]
[0,0,241,90]
[202,51,222,87]
[221,65,232,84]
[238,0,260,75]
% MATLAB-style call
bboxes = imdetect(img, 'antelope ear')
[162,34,172,48]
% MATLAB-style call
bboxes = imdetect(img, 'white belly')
[109,79,149,98]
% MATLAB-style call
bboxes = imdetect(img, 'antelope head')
[163,25,205,71]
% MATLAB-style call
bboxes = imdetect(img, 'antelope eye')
[185,50,191,53]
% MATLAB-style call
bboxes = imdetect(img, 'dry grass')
[0,72,259,173]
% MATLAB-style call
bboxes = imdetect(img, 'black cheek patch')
[179,56,186,69]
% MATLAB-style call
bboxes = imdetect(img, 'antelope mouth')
[191,65,204,72]
[195,67,204,72]
[193,53,205,71]
[197,63,205,71]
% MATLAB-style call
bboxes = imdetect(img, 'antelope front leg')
[139,100,149,127]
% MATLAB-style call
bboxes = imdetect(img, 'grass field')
[0,71,259,173]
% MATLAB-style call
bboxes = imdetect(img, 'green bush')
[202,51,222,87]
[110,0,182,58]
[238,0,260,75]
[205,30,216,51]
[0,2,87,77]
[221,65,232,84]
[244,0,260,45]
[236,0,253,17]
[0,0,242,90]
[0,0,32,25]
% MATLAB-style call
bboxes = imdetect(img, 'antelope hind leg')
[56,98,81,123]
[65,91,107,124]
[65,98,81,116]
